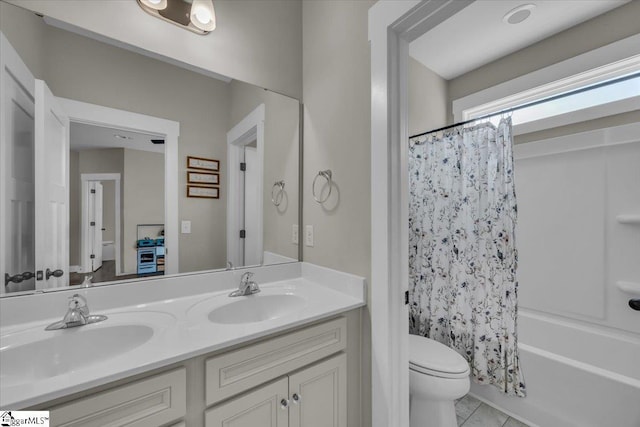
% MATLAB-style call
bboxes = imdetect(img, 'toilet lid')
[409,335,470,378]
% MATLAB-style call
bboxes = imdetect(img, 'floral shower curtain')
[408,117,525,397]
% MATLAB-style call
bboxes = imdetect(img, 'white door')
[0,33,36,294]
[35,79,69,289]
[288,354,347,427]
[91,182,104,271]
[244,146,261,266]
[205,377,289,427]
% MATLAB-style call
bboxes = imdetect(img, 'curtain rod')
[409,71,640,140]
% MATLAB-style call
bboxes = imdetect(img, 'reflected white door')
[0,33,36,294]
[35,79,69,289]
[244,146,261,266]
[91,182,104,271]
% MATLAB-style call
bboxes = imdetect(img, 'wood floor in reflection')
[69,260,159,286]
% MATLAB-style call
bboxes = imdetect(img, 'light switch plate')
[305,225,314,247]
[181,220,191,234]
[292,224,299,244]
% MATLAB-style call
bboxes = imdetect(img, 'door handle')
[5,271,35,286]
[291,393,301,404]
[46,268,64,280]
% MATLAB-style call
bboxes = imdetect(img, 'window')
[508,72,640,126]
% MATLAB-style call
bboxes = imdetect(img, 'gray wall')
[123,149,164,274]
[302,1,374,426]
[409,57,448,137]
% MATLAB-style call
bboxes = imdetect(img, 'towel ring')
[271,180,285,206]
[313,170,332,204]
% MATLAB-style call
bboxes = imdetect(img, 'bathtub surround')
[409,117,524,396]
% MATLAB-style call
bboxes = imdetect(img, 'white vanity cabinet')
[205,354,347,427]
[204,317,347,427]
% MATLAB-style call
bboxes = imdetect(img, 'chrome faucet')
[229,272,260,297]
[45,294,108,330]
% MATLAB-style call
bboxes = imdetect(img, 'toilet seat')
[409,334,470,379]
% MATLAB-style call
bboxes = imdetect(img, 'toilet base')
[410,397,457,427]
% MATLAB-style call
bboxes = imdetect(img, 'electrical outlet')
[292,224,299,244]
[181,220,191,234]
[305,225,314,247]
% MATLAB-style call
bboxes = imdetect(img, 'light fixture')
[503,4,536,25]
[139,0,167,11]
[113,134,133,140]
[137,0,216,35]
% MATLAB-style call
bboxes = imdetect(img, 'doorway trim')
[80,173,121,275]
[226,104,265,267]
[368,1,475,426]
[56,97,180,275]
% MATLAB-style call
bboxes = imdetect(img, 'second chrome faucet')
[229,272,260,297]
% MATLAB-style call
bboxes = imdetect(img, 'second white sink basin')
[207,294,307,324]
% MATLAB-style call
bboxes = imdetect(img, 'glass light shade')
[190,0,216,32]
[139,0,167,11]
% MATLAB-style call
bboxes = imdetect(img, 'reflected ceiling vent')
[137,0,216,35]
[151,139,165,145]
[503,4,536,25]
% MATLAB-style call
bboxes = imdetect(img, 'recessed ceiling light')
[113,134,133,140]
[503,4,536,25]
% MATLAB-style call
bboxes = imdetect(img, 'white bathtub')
[469,310,640,427]
[476,123,640,427]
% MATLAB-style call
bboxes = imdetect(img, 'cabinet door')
[288,354,347,427]
[205,377,289,427]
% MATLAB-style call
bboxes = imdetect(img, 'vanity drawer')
[206,317,346,406]
[49,368,186,427]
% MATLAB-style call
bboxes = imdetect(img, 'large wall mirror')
[0,0,301,295]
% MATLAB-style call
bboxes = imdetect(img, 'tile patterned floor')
[456,395,530,427]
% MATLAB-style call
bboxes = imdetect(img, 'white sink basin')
[0,311,174,387]
[207,294,307,324]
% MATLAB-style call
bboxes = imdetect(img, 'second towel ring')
[271,180,285,206]
[313,170,332,203]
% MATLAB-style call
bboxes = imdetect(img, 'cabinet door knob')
[280,398,289,409]
[292,393,301,404]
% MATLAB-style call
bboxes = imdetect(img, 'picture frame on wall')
[187,185,219,199]
[187,171,220,185]
[187,156,220,171]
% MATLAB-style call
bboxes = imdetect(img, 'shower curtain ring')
[313,170,332,203]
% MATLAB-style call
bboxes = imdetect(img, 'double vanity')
[0,262,366,426]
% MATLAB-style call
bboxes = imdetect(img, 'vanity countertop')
[0,262,366,409]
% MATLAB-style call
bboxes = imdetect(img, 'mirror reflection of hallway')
[68,122,165,286]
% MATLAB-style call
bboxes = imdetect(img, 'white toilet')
[409,334,471,427]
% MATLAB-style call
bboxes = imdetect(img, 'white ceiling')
[409,0,630,80]
[70,122,164,154]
